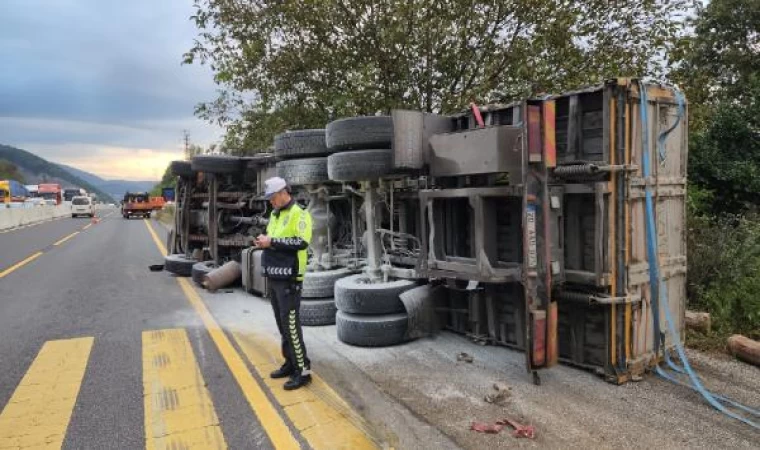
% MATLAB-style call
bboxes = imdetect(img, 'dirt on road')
[202,291,760,449]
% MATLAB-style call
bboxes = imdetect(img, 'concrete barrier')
[0,205,72,231]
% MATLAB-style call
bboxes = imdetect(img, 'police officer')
[255,176,313,390]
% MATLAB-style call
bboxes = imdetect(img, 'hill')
[0,144,114,202]
[0,160,26,183]
[57,164,157,200]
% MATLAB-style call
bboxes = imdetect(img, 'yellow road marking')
[232,331,379,450]
[0,251,43,278]
[0,337,93,448]
[143,328,226,450]
[53,231,80,246]
[143,220,300,450]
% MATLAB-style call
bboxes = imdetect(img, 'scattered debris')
[484,382,512,405]
[470,417,536,439]
[470,421,503,434]
[148,264,164,272]
[457,352,474,363]
[500,417,536,439]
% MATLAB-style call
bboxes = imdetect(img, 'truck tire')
[164,254,196,277]
[336,311,408,347]
[192,261,217,286]
[170,160,194,177]
[300,299,337,326]
[327,149,393,182]
[334,274,415,314]
[276,157,329,186]
[326,116,393,151]
[274,129,329,159]
[302,268,353,299]
[191,155,244,174]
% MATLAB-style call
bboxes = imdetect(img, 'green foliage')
[186,0,691,152]
[0,159,26,184]
[687,213,760,340]
[150,165,176,197]
[671,0,760,130]
[687,86,760,216]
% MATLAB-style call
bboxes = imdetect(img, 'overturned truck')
[165,79,687,384]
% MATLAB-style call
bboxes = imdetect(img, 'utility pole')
[183,130,191,160]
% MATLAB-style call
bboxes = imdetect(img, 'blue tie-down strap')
[639,80,759,430]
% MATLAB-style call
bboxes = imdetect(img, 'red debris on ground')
[471,417,536,439]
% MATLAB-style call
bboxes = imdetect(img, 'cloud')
[0,0,223,180]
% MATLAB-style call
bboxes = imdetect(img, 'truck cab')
[121,192,152,219]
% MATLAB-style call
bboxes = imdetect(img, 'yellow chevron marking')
[0,337,93,448]
[142,328,226,450]
[232,330,380,450]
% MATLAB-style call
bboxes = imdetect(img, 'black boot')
[283,372,312,390]
[270,362,294,379]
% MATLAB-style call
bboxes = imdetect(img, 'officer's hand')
[255,234,271,248]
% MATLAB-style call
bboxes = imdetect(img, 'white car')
[71,196,94,218]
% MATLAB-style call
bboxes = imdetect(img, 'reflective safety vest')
[263,202,312,281]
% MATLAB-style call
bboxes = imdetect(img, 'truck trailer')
[163,79,688,384]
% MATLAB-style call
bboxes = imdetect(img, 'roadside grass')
[155,204,175,228]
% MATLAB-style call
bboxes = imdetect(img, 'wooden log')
[685,310,711,333]
[727,334,760,367]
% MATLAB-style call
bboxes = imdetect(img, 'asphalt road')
[1,209,757,449]
[0,210,277,449]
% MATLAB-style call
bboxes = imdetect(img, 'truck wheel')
[191,155,244,174]
[326,116,393,151]
[164,254,196,277]
[302,268,353,299]
[274,129,329,159]
[336,311,408,347]
[276,157,329,186]
[300,299,337,326]
[192,261,217,286]
[170,160,194,178]
[327,149,393,182]
[334,274,415,314]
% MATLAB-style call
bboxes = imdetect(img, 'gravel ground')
[201,289,759,449]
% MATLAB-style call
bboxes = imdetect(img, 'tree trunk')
[727,335,760,367]
[685,310,711,333]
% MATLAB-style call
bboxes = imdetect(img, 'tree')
[671,0,760,214]
[671,0,760,129]
[688,79,760,216]
[150,165,176,197]
[186,0,692,152]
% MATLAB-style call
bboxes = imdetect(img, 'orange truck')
[38,183,62,205]
[149,196,166,210]
[121,192,153,219]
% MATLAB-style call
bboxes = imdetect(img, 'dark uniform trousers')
[268,279,310,372]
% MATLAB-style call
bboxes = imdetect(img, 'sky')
[0,0,222,181]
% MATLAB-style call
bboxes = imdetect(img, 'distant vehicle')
[38,184,62,205]
[24,185,39,196]
[121,192,152,219]
[63,188,86,202]
[71,196,94,218]
[0,180,29,204]
[149,196,166,210]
